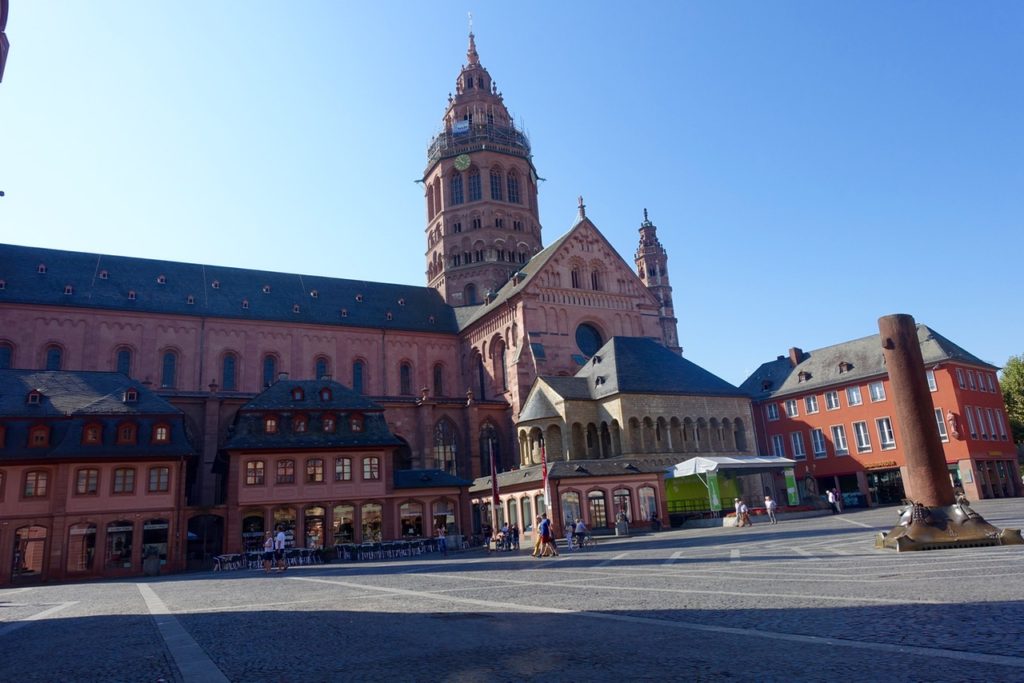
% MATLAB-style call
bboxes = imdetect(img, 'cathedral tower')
[423,32,543,306]
[634,209,681,353]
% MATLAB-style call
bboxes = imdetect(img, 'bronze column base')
[876,496,1023,551]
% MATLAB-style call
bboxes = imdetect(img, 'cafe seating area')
[210,536,464,571]
[334,537,448,561]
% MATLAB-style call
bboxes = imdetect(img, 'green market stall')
[665,455,798,524]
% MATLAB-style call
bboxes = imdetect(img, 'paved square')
[2,500,1023,682]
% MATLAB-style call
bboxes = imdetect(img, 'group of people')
[566,517,590,550]
[531,513,560,557]
[733,494,780,527]
[493,522,521,551]
[262,527,288,573]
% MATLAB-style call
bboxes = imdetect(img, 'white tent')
[667,455,797,479]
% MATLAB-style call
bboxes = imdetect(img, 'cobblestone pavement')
[2,499,1024,682]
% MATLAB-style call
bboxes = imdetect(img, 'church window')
[116,347,132,376]
[400,362,413,395]
[495,218,504,228]
[507,173,520,204]
[452,254,462,267]
[571,268,581,289]
[468,169,481,201]
[465,284,478,305]
[161,351,177,388]
[0,342,13,369]
[352,360,365,394]
[315,356,330,380]
[575,323,604,357]
[490,170,503,200]
[465,77,473,89]
[262,355,277,388]
[471,218,482,230]
[513,220,523,232]
[591,270,603,291]
[45,344,63,370]
[433,363,444,397]
[462,251,471,264]
[452,221,462,233]
[222,353,237,390]
[449,173,464,205]
[433,419,459,475]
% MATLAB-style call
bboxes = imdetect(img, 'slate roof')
[0,243,459,334]
[224,379,401,450]
[739,324,996,400]
[468,458,660,493]
[394,468,472,489]
[0,369,193,460]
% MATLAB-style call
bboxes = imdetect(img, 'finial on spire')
[467,14,480,66]
[643,208,648,222]
[577,195,586,219]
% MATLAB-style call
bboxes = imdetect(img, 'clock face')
[454,154,471,171]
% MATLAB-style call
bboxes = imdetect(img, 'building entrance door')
[867,469,905,505]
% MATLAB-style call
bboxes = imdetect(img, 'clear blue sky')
[1,2,1021,385]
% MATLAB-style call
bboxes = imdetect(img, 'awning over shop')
[667,455,797,479]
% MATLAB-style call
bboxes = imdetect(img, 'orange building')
[741,324,1019,505]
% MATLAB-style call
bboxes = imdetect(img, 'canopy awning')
[666,455,797,479]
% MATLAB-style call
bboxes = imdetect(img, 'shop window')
[246,461,265,486]
[638,486,657,521]
[433,500,456,535]
[148,466,170,492]
[76,468,99,495]
[105,520,134,569]
[113,467,136,494]
[561,491,582,530]
[304,506,325,549]
[612,488,632,523]
[143,519,169,566]
[241,515,265,552]
[13,525,48,579]
[361,503,382,542]
[400,502,423,537]
[277,459,295,484]
[273,508,296,548]
[332,504,355,543]
[67,523,97,573]
[587,491,608,528]
[363,457,380,480]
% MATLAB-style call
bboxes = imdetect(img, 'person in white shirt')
[573,518,588,548]
[274,527,288,571]
[764,495,778,525]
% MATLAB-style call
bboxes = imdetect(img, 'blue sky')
[1,2,1021,385]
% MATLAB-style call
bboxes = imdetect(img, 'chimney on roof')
[277,372,289,382]
[788,347,803,367]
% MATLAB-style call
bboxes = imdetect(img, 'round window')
[575,323,603,357]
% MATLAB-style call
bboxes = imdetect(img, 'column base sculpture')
[875,493,1023,552]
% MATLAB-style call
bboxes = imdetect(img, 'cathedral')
[0,33,756,581]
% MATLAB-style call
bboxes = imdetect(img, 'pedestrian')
[275,525,288,571]
[539,513,559,557]
[262,531,275,573]
[565,521,575,551]
[734,498,746,527]
[510,523,520,550]
[436,525,447,557]
[833,488,844,513]
[531,516,543,557]
[764,495,778,525]
[739,500,752,527]
[574,517,588,549]
[826,489,838,515]
[651,514,662,532]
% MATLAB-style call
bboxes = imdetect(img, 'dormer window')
[310,290,319,299]
[262,285,271,294]
[157,275,166,284]
[116,422,137,445]
[340,308,348,318]
[99,270,109,280]
[838,361,852,374]
[186,295,195,305]
[29,425,50,447]
[152,424,170,444]
[398,298,405,306]
[761,380,773,391]
[64,285,74,295]
[319,388,332,402]
[27,391,42,405]
[355,294,363,303]
[242,299,249,309]
[82,423,103,445]
[322,414,336,433]
[293,416,308,433]
[350,414,364,432]
[0,279,5,290]
[211,280,220,289]
[128,290,137,300]
[595,376,605,386]
[292,304,301,313]
[386,311,393,321]
[123,389,138,403]
[291,387,305,401]
[428,315,435,324]
[37,264,47,274]
[798,371,811,383]
[264,416,278,434]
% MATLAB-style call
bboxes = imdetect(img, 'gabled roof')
[0,369,180,416]
[468,458,659,493]
[739,323,996,400]
[0,243,459,334]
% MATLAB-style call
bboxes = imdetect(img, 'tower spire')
[634,210,681,354]
[467,13,480,66]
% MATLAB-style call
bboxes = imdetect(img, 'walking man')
[764,494,778,525]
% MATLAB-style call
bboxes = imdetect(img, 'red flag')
[489,439,500,521]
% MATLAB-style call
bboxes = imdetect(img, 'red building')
[741,324,1018,505]
[0,370,193,583]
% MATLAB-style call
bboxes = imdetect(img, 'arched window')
[400,502,423,537]
[561,491,581,529]
[399,362,412,395]
[468,167,482,201]
[116,347,132,376]
[433,363,444,397]
[638,486,657,521]
[45,344,62,371]
[315,356,330,380]
[571,268,581,289]
[262,355,277,388]
[590,270,603,291]
[507,172,520,204]
[613,488,632,522]
[160,351,177,388]
[433,420,459,475]
[361,503,382,542]
[0,341,12,369]
[352,359,365,394]
[464,283,477,305]
[449,172,464,205]
[222,353,237,391]
[67,523,97,573]
[490,169,503,200]
[588,490,609,528]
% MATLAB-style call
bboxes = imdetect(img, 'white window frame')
[965,407,977,439]
[766,404,780,421]
[846,386,863,407]
[876,417,896,450]
[986,373,997,393]
[771,434,786,458]
[830,424,849,455]
[934,408,948,442]
[997,411,1008,440]
[810,428,827,458]
[985,408,997,440]
[925,369,937,392]
[966,371,976,391]
[825,390,840,410]
[804,395,819,414]
[785,399,799,418]
[956,368,966,389]
[976,406,988,439]
[853,421,871,452]
[790,431,806,460]
[868,381,886,402]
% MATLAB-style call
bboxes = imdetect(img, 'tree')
[1000,354,1024,447]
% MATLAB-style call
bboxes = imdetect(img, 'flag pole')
[489,438,500,541]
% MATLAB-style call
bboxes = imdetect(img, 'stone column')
[878,314,954,507]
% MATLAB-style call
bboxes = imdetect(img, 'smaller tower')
[634,209,681,353]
